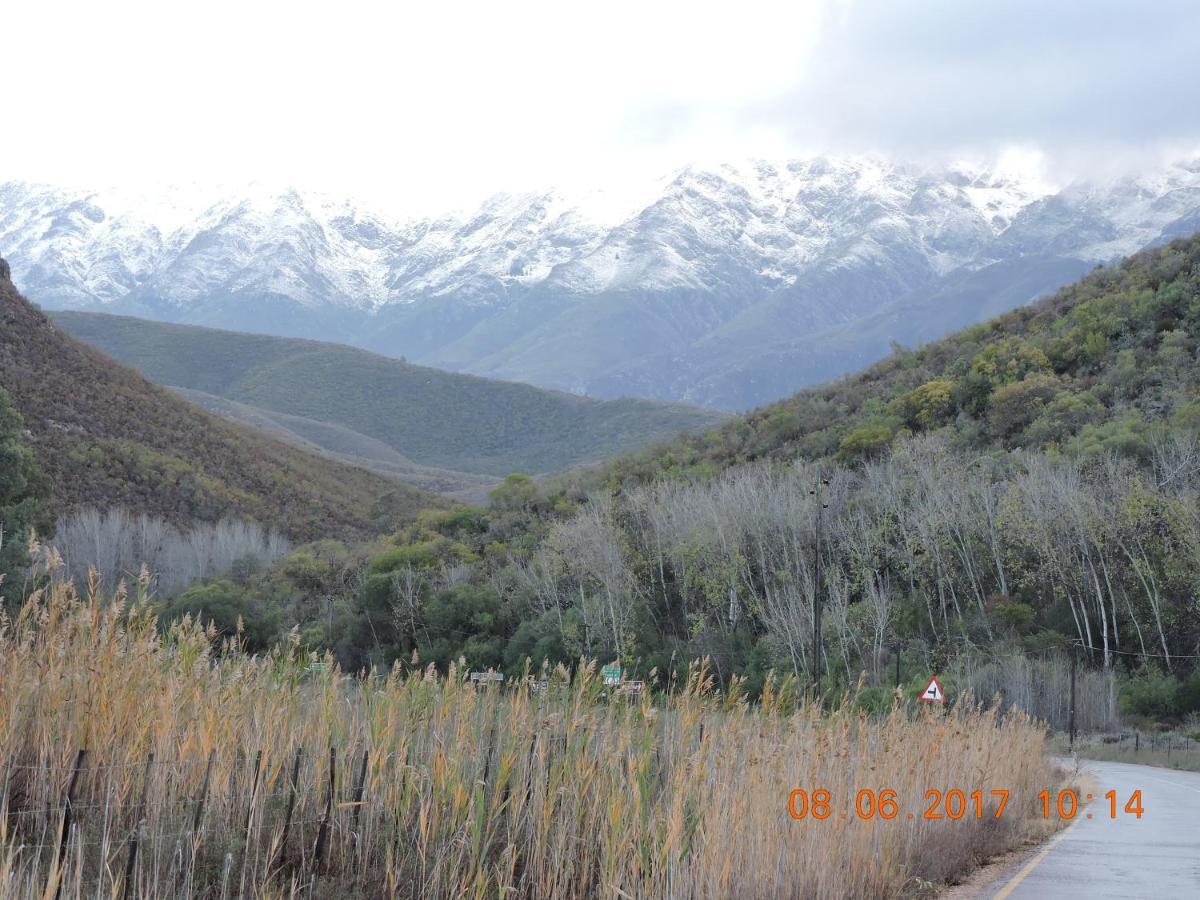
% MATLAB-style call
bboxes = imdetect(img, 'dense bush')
[158,578,282,652]
[1119,667,1200,722]
[1119,669,1182,720]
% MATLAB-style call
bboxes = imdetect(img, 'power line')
[1071,640,1200,660]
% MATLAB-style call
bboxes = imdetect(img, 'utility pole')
[810,475,830,694]
[1068,646,1077,752]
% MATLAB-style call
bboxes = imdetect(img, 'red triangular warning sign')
[919,676,944,703]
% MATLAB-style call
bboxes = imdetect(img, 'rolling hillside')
[598,233,1200,484]
[49,311,726,476]
[40,234,1199,722]
[0,258,442,541]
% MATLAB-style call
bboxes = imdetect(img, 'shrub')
[889,380,956,430]
[489,473,538,513]
[0,387,51,596]
[159,579,281,651]
[1119,668,1180,721]
[987,374,1061,438]
[836,424,893,462]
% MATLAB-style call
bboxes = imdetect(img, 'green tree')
[986,373,1061,439]
[159,580,282,652]
[418,583,507,670]
[0,387,50,599]
[489,473,538,513]
[837,425,894,462]
[889,380,956,430]
[1119,668,1180,721]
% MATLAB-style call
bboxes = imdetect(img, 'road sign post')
[918,676,944,704]
[601,662,622,686]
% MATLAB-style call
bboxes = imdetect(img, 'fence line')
[0,733,574,898]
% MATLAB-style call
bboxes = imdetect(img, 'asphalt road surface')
[983,760,1200,898]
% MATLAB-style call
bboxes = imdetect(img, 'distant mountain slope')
[169,387,497,502]
[6,157,1199,410]
[0,259,441,540]
[49,311,726,476]
[598,233,1200,484]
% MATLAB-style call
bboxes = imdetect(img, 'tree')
[489,474,538,514]
[889,380,956,431]
[987,374,1061,439]
[837,425,893,462]
[159,579,282,652]
[0,387,50,599]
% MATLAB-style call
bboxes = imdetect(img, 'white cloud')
[3,0,1196,213]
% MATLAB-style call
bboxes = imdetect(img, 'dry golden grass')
[0,563,1056,899]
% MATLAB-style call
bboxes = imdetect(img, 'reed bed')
[0,572,1056,899]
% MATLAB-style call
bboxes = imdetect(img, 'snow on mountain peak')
[2,155,1197,318]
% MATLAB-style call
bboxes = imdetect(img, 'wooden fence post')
[274,747,304,871]
[313,746,336,874]
[523,733,537,811]
[175,748,216,892]
[481,715,498,790]
[350,748,369,856]
[52,749,87,900]
[121,752,154,900]
[192,750,215,839]
[238,749,263,897]
[244,749,263,833]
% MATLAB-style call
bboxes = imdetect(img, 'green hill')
[50,312,728,478]
[0,260,443,542]
[600,235,1200,484]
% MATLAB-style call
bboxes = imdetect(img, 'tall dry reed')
[0,564,1056,899]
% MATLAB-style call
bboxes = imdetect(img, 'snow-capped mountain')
[4,156,1199,410]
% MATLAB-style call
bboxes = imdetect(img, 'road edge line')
[990,825,1072,900]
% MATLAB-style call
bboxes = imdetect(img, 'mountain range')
[4,156,1199,409]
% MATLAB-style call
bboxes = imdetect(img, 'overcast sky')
[5,0,1199,213]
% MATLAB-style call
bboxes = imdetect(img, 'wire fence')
[0,743,380,898]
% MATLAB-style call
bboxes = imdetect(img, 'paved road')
[984,760,1200,898]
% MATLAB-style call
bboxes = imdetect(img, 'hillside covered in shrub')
[600,234,1200,484]
[0,259,443,542]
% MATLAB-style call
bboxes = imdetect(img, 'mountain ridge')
[5,156,1200,409]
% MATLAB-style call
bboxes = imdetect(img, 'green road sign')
[602,662,622,685]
